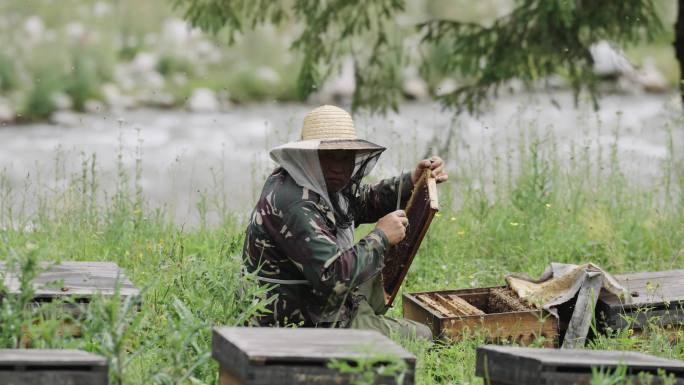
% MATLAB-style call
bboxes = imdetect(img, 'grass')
[0,106,683,384]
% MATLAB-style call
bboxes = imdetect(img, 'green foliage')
[0,52,18,93]
[22,68,61,121]
[157,55,195,77]
[64,52,106,112]
[173,0,407,110]
[173,0,663,114]
[328,349,410,385]
[420,0,664,113]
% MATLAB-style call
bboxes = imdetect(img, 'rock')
[84,99,105,113]
[187,88,219,112]
[633,58,668,93]
[51,92,73,110]
[403,78,429,100]
[196,40,222,63]
[0,98,14,122]
[102,83,134,109]
[590,40,633,77]
[51,110,81,126]
[65,22,85,41]
[435,79,457,96]
[131,52,158,74]
[545,75,567,89]
[144,33,158,46]
[171,73,187,86]
[147,92,175,108]
[93,1,112,17]
[255,66,280,85]
[314,56,355,103]
[24,16,45,42]
[161,18,193,47]
[142,71,165,89]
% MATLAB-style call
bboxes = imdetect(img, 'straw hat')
[296,105,384,151]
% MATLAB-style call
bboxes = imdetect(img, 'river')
[0,91,681,224]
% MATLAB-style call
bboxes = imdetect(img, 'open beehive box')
[381,169,438,307]
[403,286,559,346]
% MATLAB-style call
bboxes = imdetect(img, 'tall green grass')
[0,109,683,384]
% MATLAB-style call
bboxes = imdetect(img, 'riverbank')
[1,92,681,226]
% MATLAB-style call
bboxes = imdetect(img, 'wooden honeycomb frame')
[381,169,438,307]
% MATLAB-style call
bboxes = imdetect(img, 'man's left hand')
[411,156,448,184]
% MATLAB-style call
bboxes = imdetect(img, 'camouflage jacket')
[242,167,412,327]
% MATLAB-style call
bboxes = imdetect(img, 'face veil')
[269,139,384,249]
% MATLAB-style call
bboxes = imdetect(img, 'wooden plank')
[213,328,415,363]
[0,371,108,385]
[402,293,441,338]
[479,345,684,369]
[0,349,108,385]
[441,311,557,347]
[600,306,684,330]
[605,270,684,307]
[238,364,414,385]
[415,294,449,317]
[220,369,246,385]
[0,261,139,300]
[435,293,485,316]
[476,345,684,385]
[381,170,438,307]
[0,349,107,366]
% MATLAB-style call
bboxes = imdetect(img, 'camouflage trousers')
[350,276,432,341]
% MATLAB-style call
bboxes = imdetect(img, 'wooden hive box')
[1,261,140,308]
[475,345,684,385]
[212,327,416,385]
[0,349,108,385]
[381,169,438,307]
[403,287,558,346]
[1,261,139,342]
[597,269,684,333]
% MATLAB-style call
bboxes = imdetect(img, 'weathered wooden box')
[597,269,684,333]
[1,261,140,308]
[212,327,416,385]
[475,345,684,385]
[0,349,108,385]
[1,261,140,342]
[403,287,558,346]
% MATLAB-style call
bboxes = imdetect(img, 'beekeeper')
[242,105,447,339]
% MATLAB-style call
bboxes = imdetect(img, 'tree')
[172,0,674,114]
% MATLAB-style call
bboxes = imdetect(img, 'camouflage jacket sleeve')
[279,200,389,296]
[352,172,414,225]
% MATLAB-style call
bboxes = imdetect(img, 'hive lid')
[476,345,684,385]
[0,349,107,367]
[212,327,415,367]
[0,261,140,299]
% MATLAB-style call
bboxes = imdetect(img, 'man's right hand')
[375,210,408,246]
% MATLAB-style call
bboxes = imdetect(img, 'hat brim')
[317,139,385,152]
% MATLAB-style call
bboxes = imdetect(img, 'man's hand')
[412,156,448,184]
[376,210,408,246]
